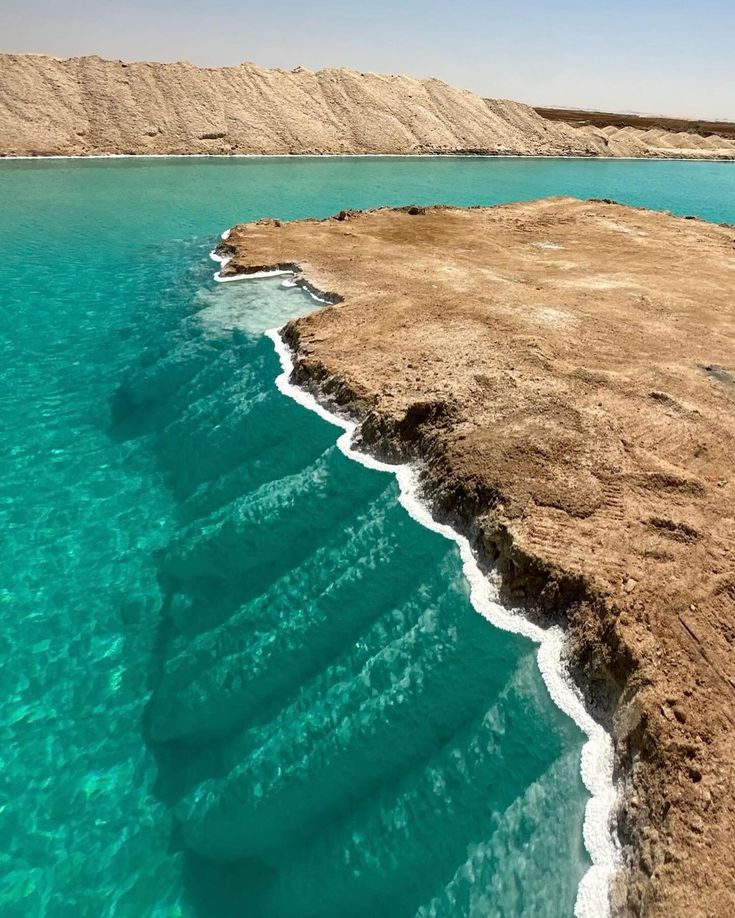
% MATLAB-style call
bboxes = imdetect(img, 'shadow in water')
[111,277,588,918]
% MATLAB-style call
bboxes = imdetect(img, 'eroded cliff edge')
[2,53,735,159]
[216,198,735,917]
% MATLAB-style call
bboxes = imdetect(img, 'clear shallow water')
[1,157,733,918]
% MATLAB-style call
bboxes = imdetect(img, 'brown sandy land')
[216,198,735,917]
[535,107,735,141]
[532,108,735,159]
[1,52,734,159]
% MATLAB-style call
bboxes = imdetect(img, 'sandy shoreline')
[214,198,735,916]
[3,153,735,163]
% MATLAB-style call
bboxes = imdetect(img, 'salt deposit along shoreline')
[212,198,735,917]
[209,245,621,913]
[265,323,621,918]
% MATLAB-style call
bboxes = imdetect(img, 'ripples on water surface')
[1,157,733,917]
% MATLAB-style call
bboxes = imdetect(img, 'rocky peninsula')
[215,198,735,917]
[2,53,734,159]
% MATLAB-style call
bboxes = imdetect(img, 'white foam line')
[265,325,621,918]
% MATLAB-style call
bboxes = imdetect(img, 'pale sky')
[2,0,733,119]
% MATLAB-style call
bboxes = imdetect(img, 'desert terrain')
[536,106,735,140]
[1,53,734,159]
[215,198,735,917]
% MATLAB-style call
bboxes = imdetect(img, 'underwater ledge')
[265,323,620,918]
[213,197,735,918]
[213,232,620,918]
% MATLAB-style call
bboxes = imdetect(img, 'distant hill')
[535,106,735,141]
[1,53,733,159]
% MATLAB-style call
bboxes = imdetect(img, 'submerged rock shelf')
[113,289,589,917]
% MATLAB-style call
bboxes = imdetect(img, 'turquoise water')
[1,157,733,918]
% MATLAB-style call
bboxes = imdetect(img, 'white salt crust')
[209,248,292,283]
